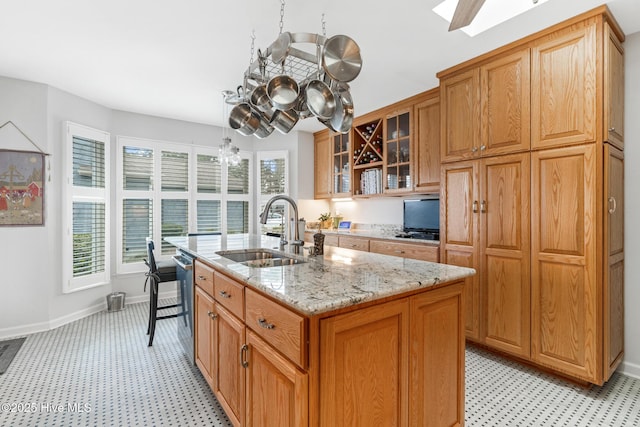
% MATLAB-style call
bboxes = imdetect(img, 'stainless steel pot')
[267,72,299,111]
[228,102,260,136]
[270,108,299,134]
[322,35,362,83]
[254,115,275,139]
[305,43,337,120]
[324,86,353,133]
[250,84,274,113]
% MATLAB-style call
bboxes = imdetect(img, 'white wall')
[622,31,640,378]
[0,77,51,336]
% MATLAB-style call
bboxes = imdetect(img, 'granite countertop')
[166,234,474,316]
[305,228,440,246]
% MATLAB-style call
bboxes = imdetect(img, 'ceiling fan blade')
[449,0,487,31]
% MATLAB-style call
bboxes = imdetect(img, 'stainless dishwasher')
[173,251,194,364]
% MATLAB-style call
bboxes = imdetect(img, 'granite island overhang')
[165,234,475,317]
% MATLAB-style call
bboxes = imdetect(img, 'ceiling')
[1,0,638,134]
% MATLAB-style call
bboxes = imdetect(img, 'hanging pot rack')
[223,5,362,138]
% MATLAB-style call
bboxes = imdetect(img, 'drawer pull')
[198,275,206,281]
[219,290,231,299]
[394,250,405,254]
[608,127,616,132]
[258,318,276,330]
[608,196,617,214]
[207,311,218,320]
[240,344,249,368]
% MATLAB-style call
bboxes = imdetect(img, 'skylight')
[433,0,551,37]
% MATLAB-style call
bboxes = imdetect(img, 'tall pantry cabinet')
[439,6,624,385]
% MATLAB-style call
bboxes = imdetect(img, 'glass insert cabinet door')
[386,111,412,191]
[333,132,351,195]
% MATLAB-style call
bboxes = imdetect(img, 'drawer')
[194,260,214,296]
[339,235,369,251]
[245,288,307,368]
[324,234,339,247]
[369,240,440,262]
[214,271,245,320]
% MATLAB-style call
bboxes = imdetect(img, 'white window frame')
[62,121,111,293]
[116,136,253,274]
[256,150,289,233]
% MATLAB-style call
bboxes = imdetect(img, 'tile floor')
[0,299,638,426]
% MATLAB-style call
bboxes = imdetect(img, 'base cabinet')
[319,283,465,427]
[246,331,308,427]
[195,285,216,389]
[216,304,246,427]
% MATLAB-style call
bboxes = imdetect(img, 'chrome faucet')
[259,195,304,254]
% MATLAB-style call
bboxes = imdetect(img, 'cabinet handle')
[609,127,616,132]
[480,145,486,151]
[471,147,478,153]
[608,196,617,214]
[258,318,276,330]
[207,311,218,320]
[198,275,206,281]
[472,201,478,213]
[219,290,231,299]
[394,250,405,254]
[481,200,487,213]
[240,344,249,368]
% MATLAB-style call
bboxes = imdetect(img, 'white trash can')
[106,292,126,312]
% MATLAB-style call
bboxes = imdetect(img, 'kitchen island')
[167,234,475,427]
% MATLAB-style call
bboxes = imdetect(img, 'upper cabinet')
[441,49,530,163]
[414,89,440,193]
[480,49,531,156]
[384,108,413,194]
[440,69,480,163]
[314,130,332,199]
[531,19,597,149]
[332,131,352,198]
[314,129,352,199]
[604,22,625,149]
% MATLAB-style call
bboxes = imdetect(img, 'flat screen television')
[403,199,439,235]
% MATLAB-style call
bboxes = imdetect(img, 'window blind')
[197,154,221,194]
[73,137,105,188]
[122,198,153,264]
[123,146,153,190]
[228,159,249,194]
[227,201,249,234]
[196,200,221,233]
[72,202,106,277]
[161,199,188,253]
[162,150,189,192]
[259,158,286,195]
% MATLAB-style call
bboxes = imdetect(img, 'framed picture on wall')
[0,149,45,226]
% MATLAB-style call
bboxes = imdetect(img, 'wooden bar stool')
[144,238,178,347]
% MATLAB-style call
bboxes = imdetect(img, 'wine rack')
[352,118,384,196]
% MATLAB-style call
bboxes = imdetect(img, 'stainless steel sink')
[241,258,305,268]
[216,249,305,267]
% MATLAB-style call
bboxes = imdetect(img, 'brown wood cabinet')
[438,6,625,384]
[369,239,439,263]
[319,283,465,427]
[245,330,309,427]
[531,143,624,384]
[193,258,466,426]
[440,68,480,163]
[531,18,597,149]
[195,284,216,389]
[604,22,624,149]
[338,235,370,252]
[413,89,440,193]
[441,153,530,355]
[384,108,413,194]
[604,144,624,379]
[314,130,332,199]
[216,303,246,426]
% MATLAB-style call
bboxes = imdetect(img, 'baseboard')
[0,290,177,341]
[619,361,640,380]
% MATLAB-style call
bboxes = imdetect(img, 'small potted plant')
[318,212,332,229]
